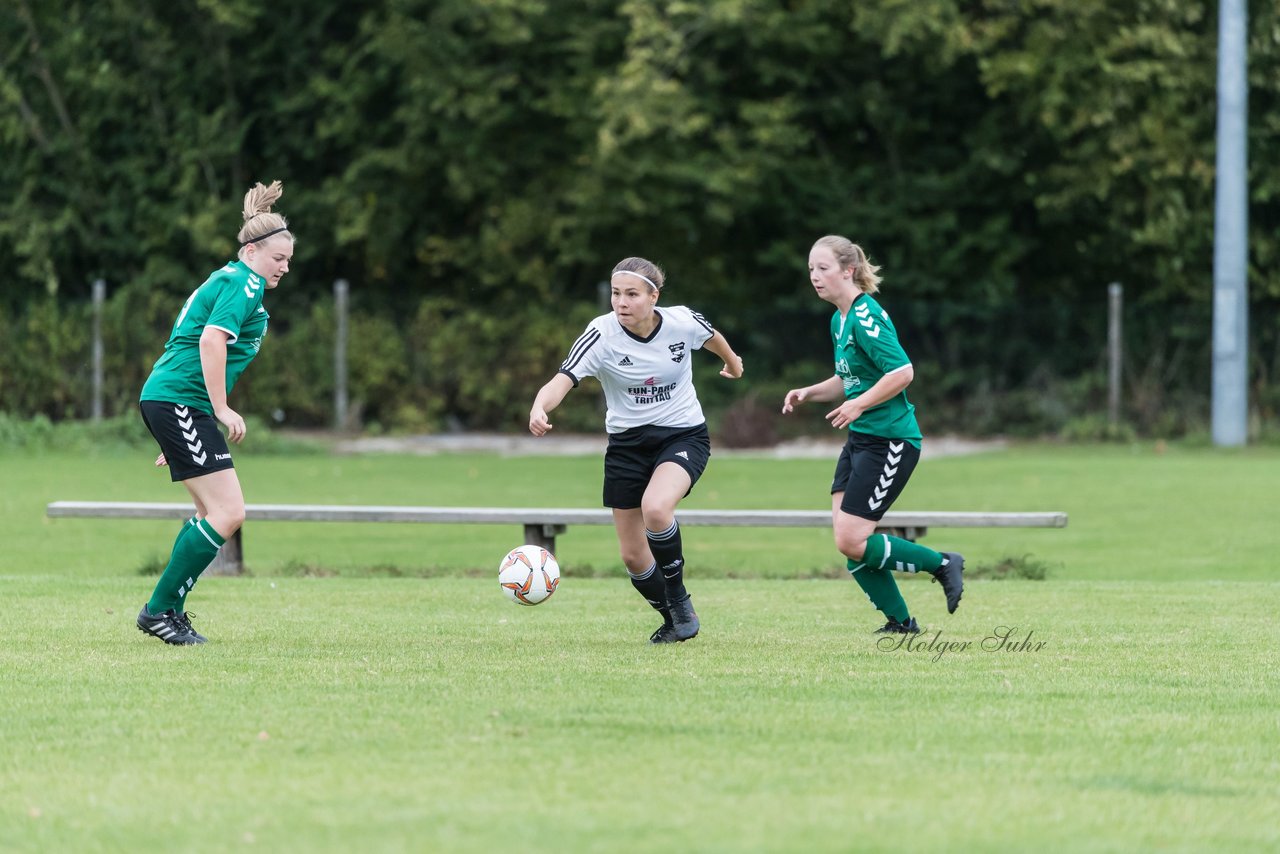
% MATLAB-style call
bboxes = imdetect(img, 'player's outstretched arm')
[781,375,844,414]
[703,330,743,380]
[529,373,575,436]
[824,365,914,429]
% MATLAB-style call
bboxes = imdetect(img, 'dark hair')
[611,257,665,291]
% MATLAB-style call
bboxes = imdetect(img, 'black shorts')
[830,432,921,521]
[603,423,711,509]
[139,400,235,483]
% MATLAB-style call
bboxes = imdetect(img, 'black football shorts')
[139,400,235,482]
[830,431,921,521]
[603,423,711,509]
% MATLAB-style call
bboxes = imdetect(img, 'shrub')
[967,554,1051,581]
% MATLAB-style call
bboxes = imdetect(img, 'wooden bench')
[45,501,1067,575]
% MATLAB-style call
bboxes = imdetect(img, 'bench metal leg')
[206,528,244,576]
[523,523,567,555]
[875,525,927,543]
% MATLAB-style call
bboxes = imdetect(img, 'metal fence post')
[334,279,349,431]
[1107,283,1122,426]
[92,279,105,422]
[597,281,610,414]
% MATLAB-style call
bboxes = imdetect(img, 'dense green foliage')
[2,1,1277,435]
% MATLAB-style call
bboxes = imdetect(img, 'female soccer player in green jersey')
[782,235,964,635]
[135,181,294,645]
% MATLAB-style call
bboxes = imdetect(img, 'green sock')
[848,559,909,622]
[861,533,944,575]
[147,518,226,615]
[173,516,196,552]
[155,516,196,613]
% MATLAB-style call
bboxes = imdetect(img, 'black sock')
[629,562,670,625]
[646,521,686,601]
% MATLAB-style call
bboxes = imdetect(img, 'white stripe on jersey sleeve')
[206,324,239,344]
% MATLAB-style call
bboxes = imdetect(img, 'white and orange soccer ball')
[497,545,561,605]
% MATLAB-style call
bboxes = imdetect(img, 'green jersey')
[140,260,270,413]
[831,293,922,446]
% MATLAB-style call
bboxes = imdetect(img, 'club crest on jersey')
[668,342,686,363]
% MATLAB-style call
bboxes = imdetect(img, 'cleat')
[666,593,700,641]
[137,605,203,645]
[649,622,679,644]
[932,552,965,614]
[875,616,921,634]
[178,611,208,643]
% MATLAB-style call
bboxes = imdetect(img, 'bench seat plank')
[47,501,1066,528]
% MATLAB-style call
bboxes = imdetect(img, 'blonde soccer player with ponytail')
[135,181,294,645]
[783,235,965,636]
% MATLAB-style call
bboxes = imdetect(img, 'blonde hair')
[611,256,665,291]
[236,181,293,249]
[813,235,881,294]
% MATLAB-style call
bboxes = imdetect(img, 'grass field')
[2,578,1277,852]
[2,442,1278,851]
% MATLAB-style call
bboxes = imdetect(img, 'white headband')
[613,270,659,291]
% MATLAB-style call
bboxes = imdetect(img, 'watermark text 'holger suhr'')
[876,626,1047,663]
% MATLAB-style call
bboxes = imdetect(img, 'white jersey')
[559,306,715,433]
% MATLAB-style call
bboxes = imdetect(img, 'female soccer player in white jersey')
[529,257,744,644]
[782,235,964,635]
[134,181,294,645]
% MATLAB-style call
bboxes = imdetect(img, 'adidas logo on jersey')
[676,450,689,460]
[618,356,633,366]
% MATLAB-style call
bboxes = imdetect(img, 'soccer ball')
[498,545,561,606]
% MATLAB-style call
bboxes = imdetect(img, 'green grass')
[2,577,1277,852]
[3,441,1279,851]
[5,442,1277,580]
